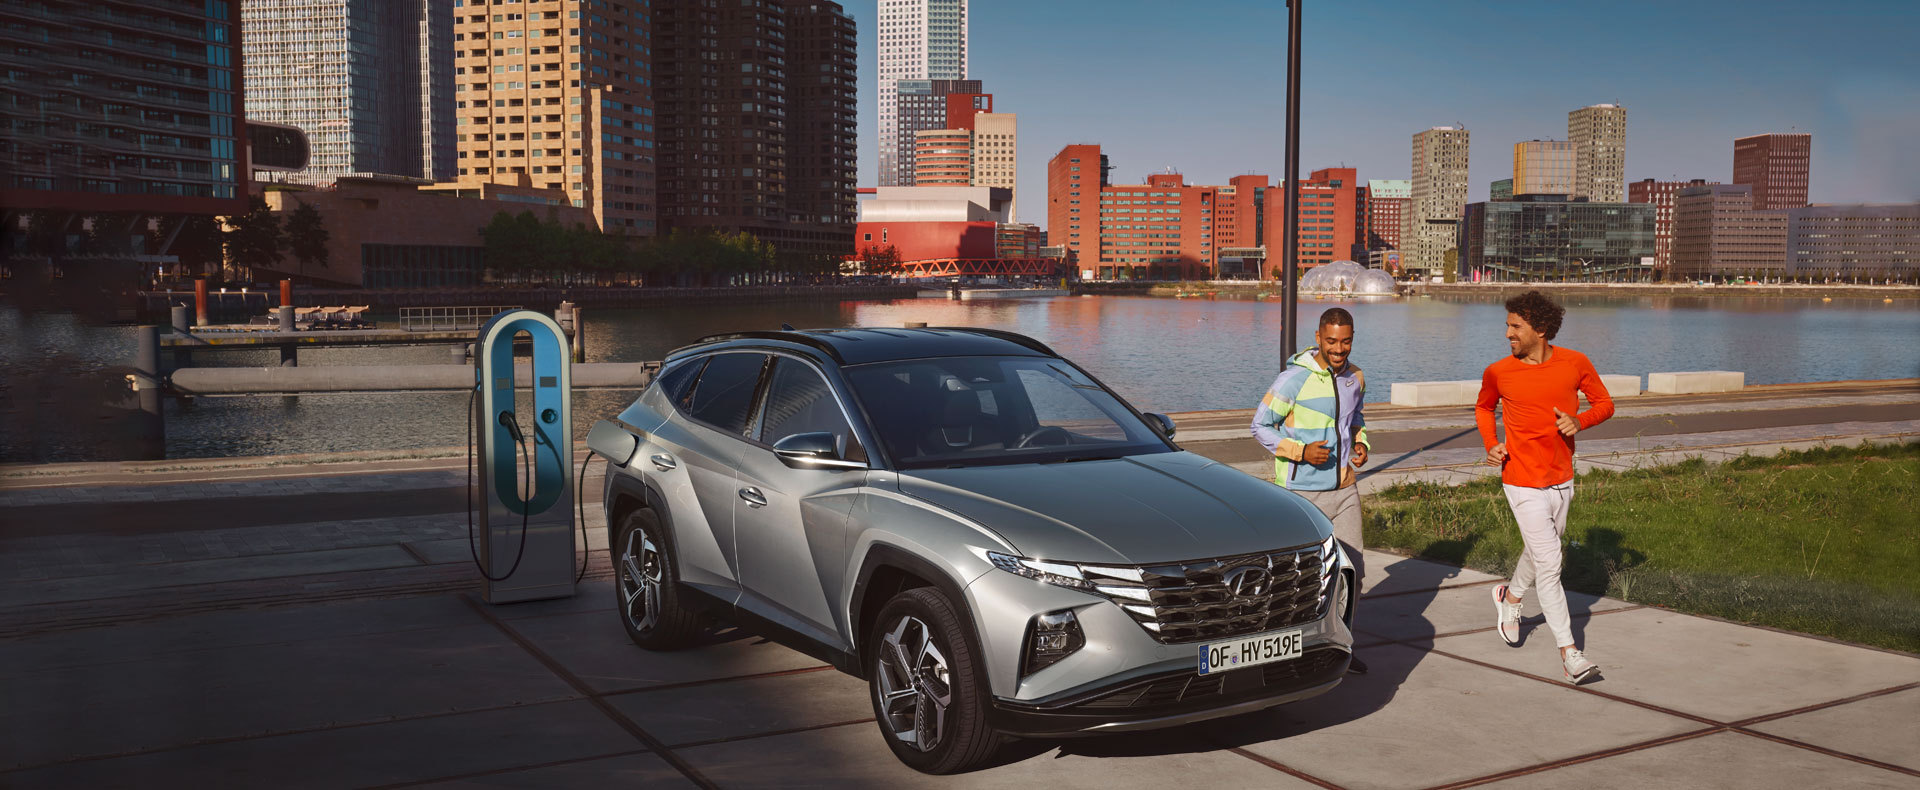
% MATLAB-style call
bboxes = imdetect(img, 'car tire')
[612,508,702,649]
[867,587,1001,774]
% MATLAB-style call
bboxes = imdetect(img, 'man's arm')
[1475,365,1505,464]
[1251,368,1308,461]
[1575,355,1615,429]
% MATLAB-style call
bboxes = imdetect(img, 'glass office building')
[0,0,247,215]
[1460,195,1655,282]
[241,0,451,184]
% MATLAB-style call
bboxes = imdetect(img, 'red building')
[1365,179,1410,253]
[1630,177,1718,275]
[1047,146,1369,279]
[1733,133,1811,211]
[855,186,1060,278]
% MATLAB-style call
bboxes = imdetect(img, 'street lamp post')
[1280,0,1303,357]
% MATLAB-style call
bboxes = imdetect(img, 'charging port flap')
[587,420,638,467]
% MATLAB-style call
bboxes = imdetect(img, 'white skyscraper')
[1405,126,1471,278]
[877,0,968,187]
[1569,104,1627,203]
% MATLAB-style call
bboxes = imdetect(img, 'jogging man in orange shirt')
[1476,291,1614,684]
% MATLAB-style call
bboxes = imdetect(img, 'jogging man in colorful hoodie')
[1251,307,1370,675]
[1477,290,1615,684]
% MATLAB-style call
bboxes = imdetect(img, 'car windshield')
[842,355,1173,470]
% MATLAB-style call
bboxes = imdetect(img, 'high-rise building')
[1628,178,1718,275]
[972,112,1016,217]
[787,2,859,229]
[1513,139,1575,196]
[1568,104,1626,203]
[1787,203,1919,280]
[892,79,981,185]
[1671,184,1788,280]
[1733,133,1811,211]
[243,0,452,185]
[1406,126,1470,277]
[877,0,967,187]
[654,0,857,263]
[1460,194,1654,282]
[1365,179,1410,252]
[0,1,249,216]
[1490,179,1514,201]
[453,0,655,235]
[1047,143,1102,267]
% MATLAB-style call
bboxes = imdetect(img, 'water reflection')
[2,294,1915,462]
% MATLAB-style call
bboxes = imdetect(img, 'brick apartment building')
[1629,177,1718,275]
[1733,133,1811,211]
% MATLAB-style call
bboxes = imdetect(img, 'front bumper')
[988,644,1349,736]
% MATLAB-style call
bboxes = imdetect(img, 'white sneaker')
[1563,649,1600,684]
[1491,584,1522,646]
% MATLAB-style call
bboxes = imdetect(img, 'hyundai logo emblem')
[1223,566,1273,598]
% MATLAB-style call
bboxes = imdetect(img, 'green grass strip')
[1365,441,1920,652]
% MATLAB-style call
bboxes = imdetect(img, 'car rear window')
[685,353,767,435]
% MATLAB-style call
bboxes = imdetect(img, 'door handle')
[649,454,677,472]
[738,487,768,508]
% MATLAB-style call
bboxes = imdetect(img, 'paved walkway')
[0,381,1915,787]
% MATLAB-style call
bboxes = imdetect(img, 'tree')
[284,201,330,277]
[854,244,903,276]
[153,215,225,278]
[223,197,285,277]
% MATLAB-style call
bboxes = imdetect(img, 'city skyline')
[846,0,1920,226]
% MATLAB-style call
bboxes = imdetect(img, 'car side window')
[655,356,707,412]
[685,353,768,435]
[756,357,865,461]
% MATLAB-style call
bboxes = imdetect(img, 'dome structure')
[1299,260,1397,294]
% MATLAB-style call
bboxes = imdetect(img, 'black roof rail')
[926,327,1059,357]
[689,330,847,363]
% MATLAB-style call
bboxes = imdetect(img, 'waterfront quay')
[1,380,1914,787]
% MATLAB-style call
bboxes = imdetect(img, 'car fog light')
[1023,609,1085,677]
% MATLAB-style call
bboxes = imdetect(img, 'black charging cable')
[467,386,531,582]
[575,451,599,583]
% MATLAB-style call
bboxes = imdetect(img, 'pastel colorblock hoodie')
[1250,349,1370,491]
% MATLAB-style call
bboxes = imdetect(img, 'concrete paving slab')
[408,752,695,789]
[1218,643,1701,790]
[0,622,578,769]
[0,700,643,789]
[492,578,616,620]
[1474,731,1918,790]
[608,667,872,746]
[1354,581,1634,648]
[503,611,827,694]
[0,545,422,607]
[1748,687,1920,772]
[1359,551,1502,597]
[0,593,483,674]
[676,718,1324,789]
[1433,608,1920,722]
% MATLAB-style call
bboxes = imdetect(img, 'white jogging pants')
[1503,481,1576,649]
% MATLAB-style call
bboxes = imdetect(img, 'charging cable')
[467,386,531,582]
[575,451,599,583]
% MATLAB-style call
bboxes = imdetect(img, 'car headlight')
[986,551,1094,591]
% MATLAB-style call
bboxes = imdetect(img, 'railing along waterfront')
[398,306,521,332]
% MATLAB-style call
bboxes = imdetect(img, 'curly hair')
[1504,290,1564,340]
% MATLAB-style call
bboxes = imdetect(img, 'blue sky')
[845,0,1920,225]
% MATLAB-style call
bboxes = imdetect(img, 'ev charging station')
[472,309,577,604]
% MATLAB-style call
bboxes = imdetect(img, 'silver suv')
[590,328,1355,773]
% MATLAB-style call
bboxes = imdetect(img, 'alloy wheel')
[618,527,663,633]
[874,614,952,752]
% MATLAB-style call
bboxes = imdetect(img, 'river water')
[3,293,1916,462]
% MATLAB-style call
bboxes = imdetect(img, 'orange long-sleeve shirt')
[1475,346,1615,488]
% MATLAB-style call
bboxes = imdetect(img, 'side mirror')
[773,432,866,470]
[586,420,638,467]
[1145,412,1176,439]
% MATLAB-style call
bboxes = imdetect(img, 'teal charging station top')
[473,309,576,603]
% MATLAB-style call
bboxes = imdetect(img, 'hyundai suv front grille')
[1080,543,1333,645]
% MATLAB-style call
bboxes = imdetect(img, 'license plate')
[1198,629,1304,675]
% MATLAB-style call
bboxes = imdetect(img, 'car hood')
[896,451,1331,566]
